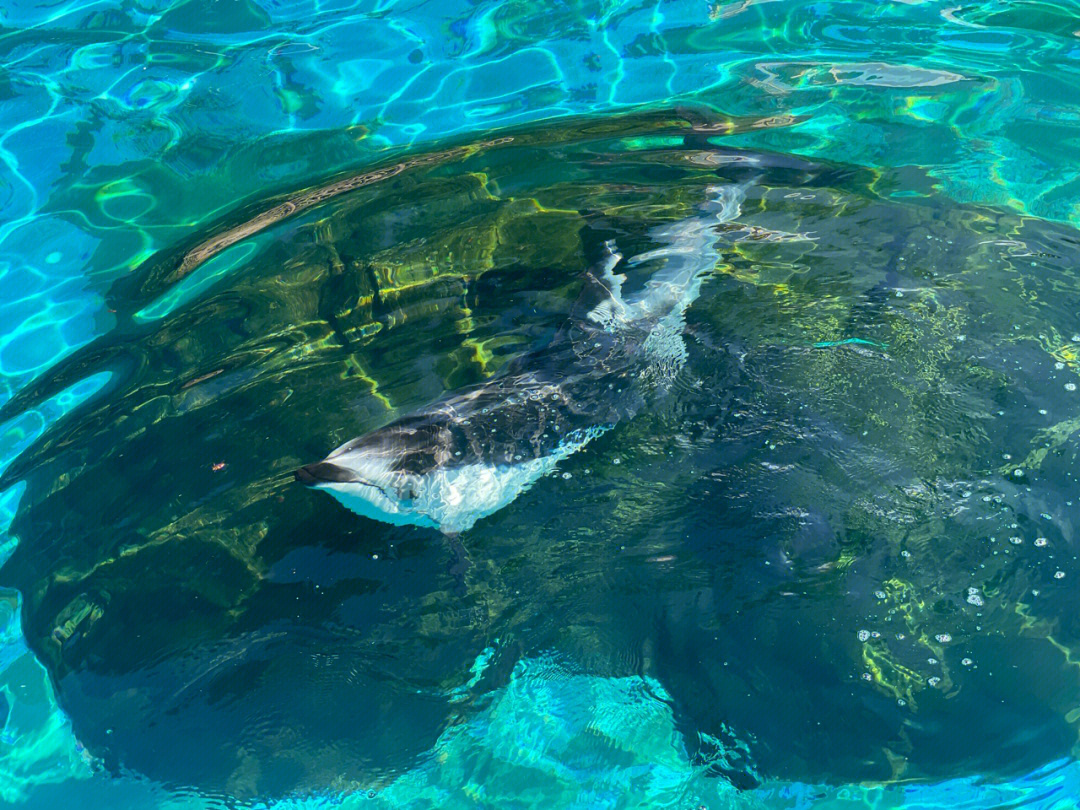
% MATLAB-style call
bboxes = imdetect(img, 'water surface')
[4,2,1080,808]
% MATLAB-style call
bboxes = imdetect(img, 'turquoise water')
[4,0,1080,806]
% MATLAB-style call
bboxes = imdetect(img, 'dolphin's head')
[295,415,453,530]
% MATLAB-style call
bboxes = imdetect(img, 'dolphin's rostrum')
[297,183,750,533]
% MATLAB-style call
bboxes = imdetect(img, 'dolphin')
[296,183,749,533]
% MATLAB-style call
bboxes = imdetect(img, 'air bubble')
[857,630,870,642]
[928,677,941,687]
[936,633,952,643]
[1035,537,1048,547]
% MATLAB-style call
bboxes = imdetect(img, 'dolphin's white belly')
[334,425,608,534]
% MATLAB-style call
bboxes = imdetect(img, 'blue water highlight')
[4,0,1080,805]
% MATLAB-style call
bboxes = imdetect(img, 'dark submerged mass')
[2,110,1080,795]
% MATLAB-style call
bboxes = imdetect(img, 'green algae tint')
[3,0,1080,804]
[2,113,1080,806]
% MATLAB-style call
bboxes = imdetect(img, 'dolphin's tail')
[593,181,755,389]
[587,181,752,335]
[621,182,750,318]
